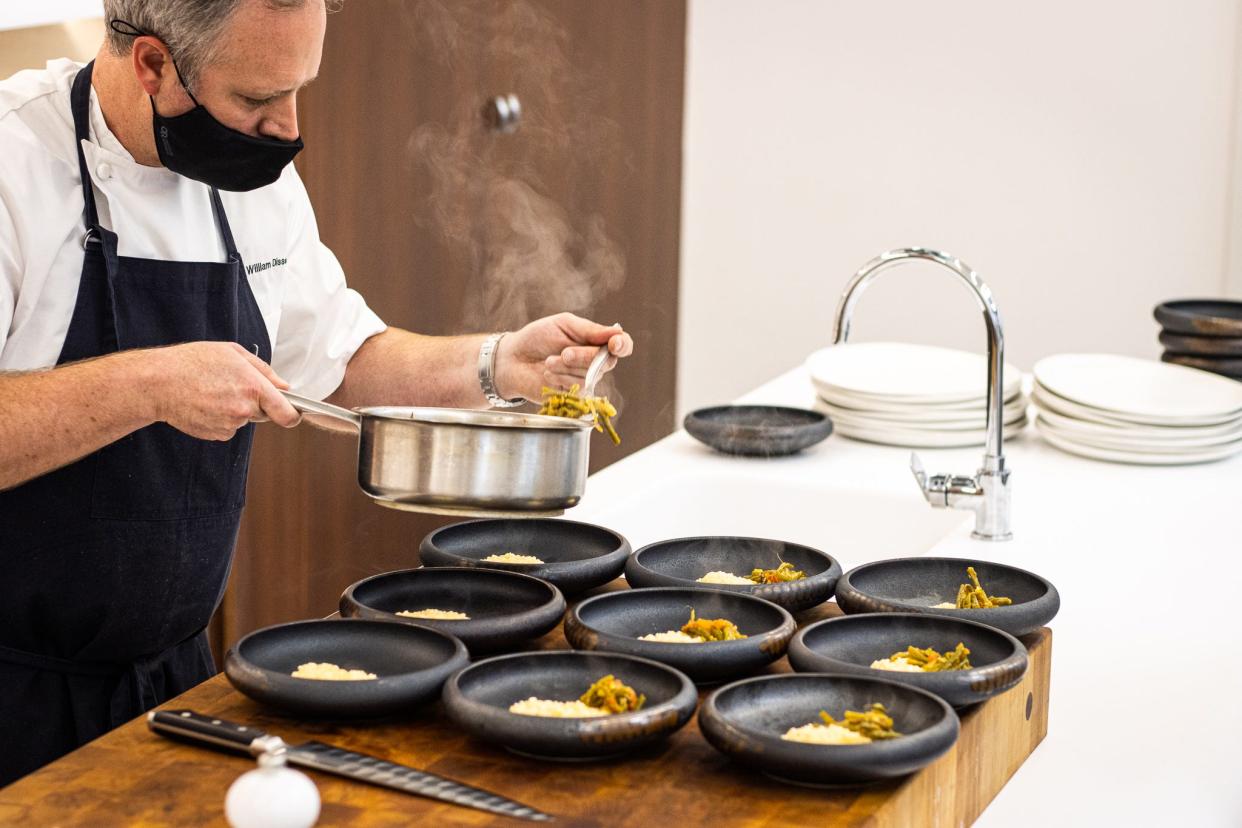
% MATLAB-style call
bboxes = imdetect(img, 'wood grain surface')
[0,594,1051,828]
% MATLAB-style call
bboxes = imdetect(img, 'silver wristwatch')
[477,332,525,408]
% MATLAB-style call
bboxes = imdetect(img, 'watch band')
[478,332,525,408]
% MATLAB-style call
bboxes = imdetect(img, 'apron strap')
[0,641,123,678]
[208,186,241,261]
[69,61,101,237]
[0,634,206,729]
[0,625,209,681]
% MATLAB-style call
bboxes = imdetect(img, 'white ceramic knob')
[224,752,320,828]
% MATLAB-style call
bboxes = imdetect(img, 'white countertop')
[571,364,1242,827]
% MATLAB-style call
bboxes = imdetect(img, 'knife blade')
[148,709,551,822]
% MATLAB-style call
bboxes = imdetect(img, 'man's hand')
[495,313,635,401]
[149,342,301,440]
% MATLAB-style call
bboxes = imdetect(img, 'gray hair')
[103,0,340,88]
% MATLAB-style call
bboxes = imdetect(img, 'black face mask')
[111,20,304,192]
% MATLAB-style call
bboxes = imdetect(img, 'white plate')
[1032,405,1242,444]
[1033,353,1242,421]
[815,386,1026,420]
[1034,418,1242,465]
[828,413,1029,448]
[819,397,1027,432]
[1031,382,1242,429]
[1033,414,1242,453]
[806,342,1023,404]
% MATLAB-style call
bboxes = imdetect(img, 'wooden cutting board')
[0,598,1051,827]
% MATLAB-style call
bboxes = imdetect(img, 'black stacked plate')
[683,405,833,456]
[1155,300,1242,380]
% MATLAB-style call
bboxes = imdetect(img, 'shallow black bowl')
[835,557,1060,637]
[1154,299,1242,337]
[1161,352,1242,380]
[683,405,833,456]
[698,673,958,786]
[1158,331,1242,357]
[420,519,631,596]
[564,587,796,683]
[442,651,698,760]
[340,567,565,654]
[787,613,1028,708]
[224,619,468,718]
[625,536,841,613]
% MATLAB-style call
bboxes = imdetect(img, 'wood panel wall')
[211,0,686,660]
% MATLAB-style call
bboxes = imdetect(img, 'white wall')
[679,0,1242,416]
[0,1,102,32]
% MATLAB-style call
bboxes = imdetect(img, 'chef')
[0,0,633,785]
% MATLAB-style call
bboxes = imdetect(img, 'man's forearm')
[0,351,158,491]
[328,328,495,410]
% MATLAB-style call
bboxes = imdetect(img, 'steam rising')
[402,0,627,339]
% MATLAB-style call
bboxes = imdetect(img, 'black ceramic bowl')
[441,651,697,760]
[1159,331,1242,357]
[787,613,1028,708]
[698,673,958,786]
[835,557,1060,637]
[564,587,796,684]
[420,519,631,596]
[339,567,565,654]
[1154,299,1242,337]
[1161,352,1242,380]
[625,536,841,613]
[224,619,469,718]
[683,405,833,456]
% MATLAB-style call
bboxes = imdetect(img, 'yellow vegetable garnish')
[889,642,972,672]
[579,674,645,713]
[679,609,748,641]
[818,702,901,740]
[954,566,1012,609]
[748,561,806,584]
[539,384,620,445]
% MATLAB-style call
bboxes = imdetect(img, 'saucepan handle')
[282,391,362,430]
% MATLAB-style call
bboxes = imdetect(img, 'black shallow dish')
[683,405,833,456]
[625,536,841,613]
[699,673,958,786]
[420,519,631,596]
[340,567,565,654]
[1158,331,1242,357]
[442,651,698,760]
[564,587,796,683]
[224,619,468,718]
[835,557,1060,637]
[1161,352,1242,379]
[1154,299,1242,337]
[787,613,1028,708]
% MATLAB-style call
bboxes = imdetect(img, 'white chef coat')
[0,59,387,400]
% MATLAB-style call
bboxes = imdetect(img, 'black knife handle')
[148,709,267,755]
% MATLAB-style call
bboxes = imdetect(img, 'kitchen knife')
[148,709,551,822]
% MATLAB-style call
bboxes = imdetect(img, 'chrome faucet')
[830,248,1013,541]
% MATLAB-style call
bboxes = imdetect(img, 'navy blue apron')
[0,62,271,786]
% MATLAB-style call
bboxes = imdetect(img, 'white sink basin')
[577,467,970,565]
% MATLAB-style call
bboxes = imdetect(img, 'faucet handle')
[909,452,927,489]
[911,453,980,508]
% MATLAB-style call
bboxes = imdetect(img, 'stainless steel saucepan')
[282,393,594,517]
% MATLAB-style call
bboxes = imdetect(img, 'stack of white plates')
[805,342,1028,448]
[1031,353,1242,465]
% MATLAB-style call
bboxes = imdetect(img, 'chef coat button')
[96,163,113,180]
